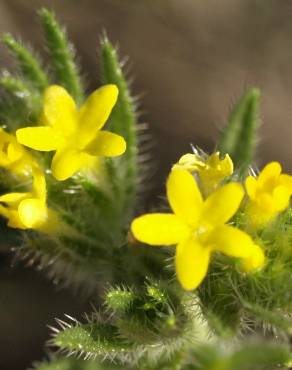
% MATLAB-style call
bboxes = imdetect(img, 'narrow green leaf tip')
[38,8,84,104]
[53,323,132,357]
[2,33,49,90]
[100,36,138,216]
[218,88,261,176]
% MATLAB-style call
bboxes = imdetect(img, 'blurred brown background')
[1,1,292,369]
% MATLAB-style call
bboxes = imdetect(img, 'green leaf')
[218,88,260,176]
[105,286,136,313]
[3,33,48,91]
[100,36,138,216]
[39,8,84,104]
[243,301,292,334]
[52,322,132,358]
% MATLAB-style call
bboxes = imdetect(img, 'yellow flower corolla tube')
[0,168,55,231]
[16,84,126,181]
[0,128,35,176]
[245,162,292,228]
[174,152,233,194]
[131,169,264,291]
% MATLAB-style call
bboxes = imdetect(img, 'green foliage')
[0,8,145,293]
[218,88,260,176]
[39,8,84,104]
[2,33,49,90]
[198,208,292,338]
[100,36,138,216]
[0,74,42,126]
[1,8,292,370]
[105,286,136,313]
[51,282,197,367]
[53,322,132,359]
[190,342,291,370]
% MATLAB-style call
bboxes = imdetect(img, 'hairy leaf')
[39,8,84,104]
[218,88,260,176]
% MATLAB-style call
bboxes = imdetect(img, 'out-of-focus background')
[1,1,292,369]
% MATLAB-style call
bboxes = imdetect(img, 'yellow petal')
[7,140,25,162]
[245,176,258,200]
[16,127,62,151]
[241,245,265,272]
[273,185,291,212]
[0,205,26,229]
[206,225,263,262]
[220,153,234,176]
[167,169,203,226]
[78,84,119,146]
[7,209,27,229]
[246,202,275,228]
[51,149,84,181]
[42,85,77,135]
[173,153,205,171]
[257,192,274,212]
[32,168,47,201]
[258,162,281,191]
[0,192,30,205]
[279,174,292,194]
[0,129,35,175]
[0,204,9,217]
[200,182,244,228]
[18,198,48,229]
[175,238,210,291]
[131,213,190,245]
[84,131,126,157]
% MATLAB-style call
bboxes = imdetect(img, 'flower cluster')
[0,84,125,232]
[2,79,292,294]
[131,152,292,291]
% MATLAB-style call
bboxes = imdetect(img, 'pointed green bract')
[218,88,260,176]
[39,8,84,105]
[3,33,48,91]
[100,36,138,216]
[105,287,136,313]
[53,323,132,357]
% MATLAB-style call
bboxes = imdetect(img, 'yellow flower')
[0,167,55,231]
[0,128,35,176]
[174,152,233,194]
[131,169,264,291]
[16,84,126,181]
[245,162,292,228]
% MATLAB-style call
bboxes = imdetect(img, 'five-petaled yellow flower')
[16,84,126,181]
[174,152,233,194]
[0,167,54,231]
[245,162,292,228]
[0,128,36,176]
[131,169,264,291]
